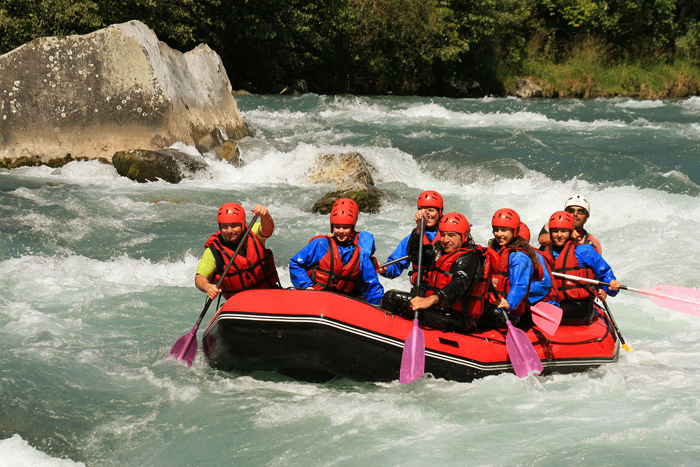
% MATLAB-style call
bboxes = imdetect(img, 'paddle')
[399,217,426,384]
[169,216,259,366]
[600,299,634,352]
[530,301,563,337]
[500,309,543,378]
[552,272,700,318]
[377,255,409,270]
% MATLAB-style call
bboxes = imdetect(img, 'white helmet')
[564,194,591,214]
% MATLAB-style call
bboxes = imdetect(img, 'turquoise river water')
[2,95,700,466]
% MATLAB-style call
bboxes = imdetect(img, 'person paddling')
[288,198,384,305]
[382,212,485,332]
[540,211,620,323]
[538,194,603,253]
[378,190,444,292]
[195,203,279,300]
[485,208,543,325]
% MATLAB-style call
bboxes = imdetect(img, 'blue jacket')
[504,250,533,311]
[356,230,377,261]
[528,252,558,306]
[550,244,619,297]
[289,236,385,305]
[383,229,439,279]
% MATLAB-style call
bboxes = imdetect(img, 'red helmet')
[549,210,574,231]
[518,222,531,243]
[439,212,470,242]
[330,198,358,227]
[217,202,246,224]
[417,190,443,213]
[492,208,520,232]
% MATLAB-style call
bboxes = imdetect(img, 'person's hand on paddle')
[195,274,222,300]
[414,210,425,228]
[598,279,620,301]
[414,209,439,230]
[251,204,268,218]
[498,297,510,310]
[204,283,222,300]
[410,294,439,310]
[252,204,275,237]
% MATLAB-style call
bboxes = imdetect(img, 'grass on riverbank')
[509,41,700,98]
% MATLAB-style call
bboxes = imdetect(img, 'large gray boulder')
[0,20,251,163]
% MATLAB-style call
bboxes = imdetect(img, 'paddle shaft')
[193,216,260,329]
[600,298,632,351]
[552,272,700,306]
[398,217,427,384]
[414,218,426,306]
[377,255,409,269]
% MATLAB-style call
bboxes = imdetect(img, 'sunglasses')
[566,207,588,215]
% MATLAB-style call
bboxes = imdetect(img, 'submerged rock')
[112,148,207,183]
[312,179,383,214]
[309,152,384,214]
[309,152,384,213]
[0,20,251,163]
[213,140,243,167]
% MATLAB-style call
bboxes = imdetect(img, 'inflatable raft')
[202,288,619,382]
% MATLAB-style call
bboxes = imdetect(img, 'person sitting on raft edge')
[288,198,384,305]
[540,210,620,324]
[538,194,603,254]
[381,212,485,332]
[378,190,444,292]
[482,208,543,327]
[195,203,280,301]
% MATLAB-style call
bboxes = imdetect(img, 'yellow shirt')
[196,223,267,279]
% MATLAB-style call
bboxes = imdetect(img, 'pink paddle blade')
[505,321,543,378]
[169,327,198,366]
[531,302,563,336]
[644,286,700,317]
[400,319,425,384]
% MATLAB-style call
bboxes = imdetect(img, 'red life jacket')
[540,242,597,301]
[205,230,279,299]
[488,244,543,316]
[425,245,490,319]
[306,236,361,293]
[409,230,441,285]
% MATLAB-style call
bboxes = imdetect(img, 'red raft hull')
[202,289,619,382]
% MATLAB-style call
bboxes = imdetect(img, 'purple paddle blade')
[531,302,563,336]
[169,326,198,366]
[400,319,425,384]
[505,321,543,378]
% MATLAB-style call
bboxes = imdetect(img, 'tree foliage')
[1,0,699,95]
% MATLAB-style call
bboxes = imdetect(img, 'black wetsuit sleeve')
[434,252,482,306]
[407,229,437,266]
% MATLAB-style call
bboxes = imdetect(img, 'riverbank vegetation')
[2,0,699,97]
